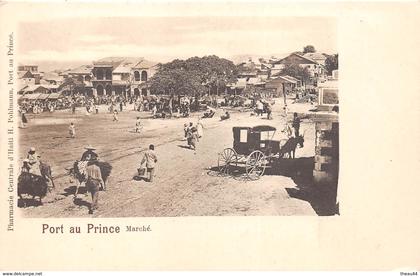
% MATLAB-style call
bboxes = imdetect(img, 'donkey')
[279,136,304,159]
[68,161,112,197]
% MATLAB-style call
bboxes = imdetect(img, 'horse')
[279,135,305,159]
[68,160,112,197]
[18,172,49,207]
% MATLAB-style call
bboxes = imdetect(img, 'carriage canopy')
[251,125,276,132]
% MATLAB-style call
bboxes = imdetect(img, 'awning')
[145,95,158,101]
[37,94,50,100]
[22,93,41,100]
[47,92,62,99]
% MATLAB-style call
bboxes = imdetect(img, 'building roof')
[37,94,50,100]
[113,63,133,74]
[22,93,42,100]
[247,77,266,85]
[17,71,34,79]
[132,59,158,69]
[93,57,143,68]
[265,76,297,89]
[22,84,41,93]
[272,53,318,65]
[303,52,327,61]
[17,83,28,93]
[280,75,299,83]
[47,92,63,99]
[67,65,93,75]
[22,84,52,93]
[42,72,63,82]
[228,78,247,89]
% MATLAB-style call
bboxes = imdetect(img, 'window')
[141,71,147,81]
[96,85,104,95]
[134,71,140,81]
[240,129,247,143]
[105,69,112,80]
[96,69,104,80]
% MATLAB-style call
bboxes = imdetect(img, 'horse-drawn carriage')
[217,125,305,180]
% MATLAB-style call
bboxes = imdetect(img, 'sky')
[18,16,337,68]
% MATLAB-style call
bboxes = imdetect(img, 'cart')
[217,125,281,180]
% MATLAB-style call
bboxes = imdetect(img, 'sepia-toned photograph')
[2,1,420,272]
[16,16,339,217]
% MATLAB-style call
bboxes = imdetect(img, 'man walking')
[292,112,301,137]
[113,110,119,122]
[85,163,104,214]
[256,100,264,116]
[140,144,158,182]
[135,116,142,133]
[68,122,76,138]
[71,101,76,114]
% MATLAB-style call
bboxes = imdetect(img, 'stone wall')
[312,114,339,214]
[313,115,339,184]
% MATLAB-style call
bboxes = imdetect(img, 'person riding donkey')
[26,147,41,176]
[76,145,101,195]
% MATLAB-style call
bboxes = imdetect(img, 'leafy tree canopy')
[150,55,238,95]
[303,45,316,54]
[280,63,311,84]
[325,54,339,75]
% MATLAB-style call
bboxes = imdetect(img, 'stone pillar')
[313,118,339,184]
[313,115,339,214]
[93,87,97,97]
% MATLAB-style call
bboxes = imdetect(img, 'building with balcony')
[91,57,156,97]
[92,57,125,96]
[130,59,157,97]
[67,65,94,96]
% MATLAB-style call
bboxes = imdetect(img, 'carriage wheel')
[245,150,267,180]
[218,148,237,175]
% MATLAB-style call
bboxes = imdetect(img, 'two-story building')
[270,53,326,79]
[303,52,328,66]
[92,57,124,96]
[66,65,94,96]
[18,64,41,85]
[130,59,157,97]
[18,65,39,74]
[92,57,156,97]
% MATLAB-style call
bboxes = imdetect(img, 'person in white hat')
[26,147,41,176]
[81,145,98,161]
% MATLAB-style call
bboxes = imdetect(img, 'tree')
[325,54,339,75]
[280,63,311,85]
[149,55,237,96]
[58,76,87,96]
[303,45,316,54]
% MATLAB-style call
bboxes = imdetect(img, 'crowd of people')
[19,86,313,215]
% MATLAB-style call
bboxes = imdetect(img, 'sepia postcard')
[0,1,419,272]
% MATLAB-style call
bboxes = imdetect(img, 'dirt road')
[18,101,321,217]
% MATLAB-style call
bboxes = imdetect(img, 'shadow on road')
[177,145,194,150]
[207,157,338,216]
[272,157,338,216]
[62,185,87,197]
[18,197,43,208]
[73,197,91,209]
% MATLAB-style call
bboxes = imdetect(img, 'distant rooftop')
[67,65,93,75]
[303,52,327,61]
